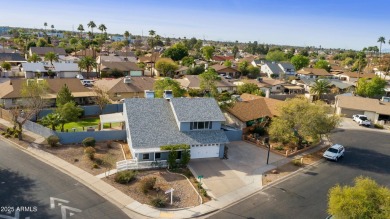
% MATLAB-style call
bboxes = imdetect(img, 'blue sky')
[2,0,390,50]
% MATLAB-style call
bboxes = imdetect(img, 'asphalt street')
[209,120,390,219]
[0,139,130,219]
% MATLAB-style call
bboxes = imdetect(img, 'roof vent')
[163,90,173,100]
[124,76,132,83]
[145,90,155,99]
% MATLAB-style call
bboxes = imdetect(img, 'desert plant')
[92,163,99,169]
[1,132,5,135]
[200,188,208,197]
[4,133,10,138]
[140,177,157,194]
[82,137,96,147]
[84,146,96,160]
[47,135,60,147]
[115,170,137,184]
[292,159,303,166]
[150,196,166,208]
[374,124,384,129]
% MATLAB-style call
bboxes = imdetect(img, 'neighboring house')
[123,98,229,161]
[110,35,126,42]
[224,93,283,129]
[175,75,237,93]
[251,60,262,67]
[175,66,189,76]
[335,95,390,122]
[296,78,354,93]
[235,78,285,94]
[72,49,99,58]
[210,64,240,78]
[0,78,95,108]
[335,72,376,83]
[94,76,155,101]
[278,62,296,76]
[21,62,80,78]
[261,62,283,77]
[29,47,66,59]
[0,53,26,65]
[97,54,137,63]
[297,68,333,79]
[212,55,234,62]
[100,61,144,77]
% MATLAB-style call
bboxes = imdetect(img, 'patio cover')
[99,112,125,129]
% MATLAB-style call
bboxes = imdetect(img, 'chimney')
[265,89,270,98]
[144,90,155,99]
[163,90,173,100]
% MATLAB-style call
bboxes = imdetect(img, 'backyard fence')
[37,104,123,119]
[23,120,56,138]
[56,130,126,144]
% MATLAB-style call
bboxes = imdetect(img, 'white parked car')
[323,144,345,161]
[352,114,371,127]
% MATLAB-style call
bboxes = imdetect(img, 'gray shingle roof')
[279,62,295,70]
[170,98,226,122]
[265,62,283,74]
[124,98,229,149]
[300,78,354,89]
[0,53,26,62]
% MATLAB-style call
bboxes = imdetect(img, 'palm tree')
[51,25,54,34]
[78,56,97,79]
[310,79,330,101]
[378,36,385,58]
[87,21,96,39]
[124,31,130,58]
[44,22,47,33]
[44,52,58,65]
[28,53,42,63]
[77,24,84,39]
[98,24,107,38]
[0,37,6,53]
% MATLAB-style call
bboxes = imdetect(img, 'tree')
[10,79,49,140]
[247,66,260,79]
[41,113,63,130]
[310,79,330,100]
[202,46,215,61]
[328,176,390,219]
[44,22,47,33]
[92,86,110,114]
[162,42,189,61]
[268,96,341,145]
[56,84,74,106]
[314,60,331,72]
[78,56,97,78]
[98,24,107,38]
[1,62,11,71]
[155,58,178,78]
[181,56,195,67]
[232,45,239,58]
[87,21,96,38]
[44,52,58,65]
[237,83,263,95]
[378,36,385,59]
[50,25,54,34]
[77,24,84,38]
[199,68,220,96]
[153,77,186,98]
[36,38,48,47]
[238,61,250,76]
[186,65,205,75]
[56,101,83,131]
[291,54,310,71]
[356,76,387,98]
[266,50,287,62]
[28,53,42,63]
[224,60,232,67]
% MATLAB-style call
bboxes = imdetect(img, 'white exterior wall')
[223,112,246,129]
[364,111,378,122]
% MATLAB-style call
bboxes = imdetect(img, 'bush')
[292,159,303,166]
[200,188,208,197]
[13,133,18,138]
[115,170,137,184]
[374,124,384,129]
[82,137,96,147]
[150,196,166,208]
[1,132,5,135]
[140,177,157,194]
[47,135,60,147]
[4,133,10,138]
[274,146,284,151]
[84,146,96,160]
[92,163,99,169]
[253,126,265,135]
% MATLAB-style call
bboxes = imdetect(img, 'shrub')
[1,132,5,135]
[84,146,96,160]
[13,133,18,138]
[140,177,157,194]
[115,170,137,184]
[200,188,208,197]
[274,146,284,151]
[292,159,303,166]
[82,137,96,147]
[150,196,166,208]
[92,163,99,169]
[167,150,178,169]
[253,126,265,135]
[4,133,10,138]
[47,135,60,147]
[374,124,384,129]
[180,149,191,167]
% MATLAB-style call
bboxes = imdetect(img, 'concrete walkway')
[0,118,331,218]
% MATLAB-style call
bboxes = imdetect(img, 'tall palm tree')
[28,53,41,63]
[51,25,54,34]
[77,24,84,39]
[310,79,330,101]
[98,24,107,38]
[87,21,96,39]
[44,22,47,33]
[124,31,130,58]
[78,56,97,79]
[378,36,385,58]
[0,37,6,53]
[44,52,58,65]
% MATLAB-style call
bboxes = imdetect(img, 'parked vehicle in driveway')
[352,114,371,127]
[323,144,345,161]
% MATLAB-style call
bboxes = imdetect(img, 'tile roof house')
[212,55,234,62]
[175,75,237,93]
[94,77,155,101]
[297,68,333,79]
[100,61,144,77]
[0,78,95,108]
[335,95,390,122]
[210,64,240,78]
[123,98,229,161]
[224,94,283,129]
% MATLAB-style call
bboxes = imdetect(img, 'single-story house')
[335,72,376,83]
[0,78,96,108]
[296,78,355,93]
[212,55,234,62]
[94,76,155,101]
[72,49,100,58]
[235,77,285,94]
[97,54,137,63]
[0,53,27,65]
[335,95,390,122]
[210,64,240,78]
[100,61,144,77]
[21,62,80,78]
[224,93,283,129]
[175,75,237,93]
[123,97,229,161]
[297,68,333,79]
[29,47,66,58]
[175,66,189,76]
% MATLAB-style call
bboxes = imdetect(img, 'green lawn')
[61,117,121,132]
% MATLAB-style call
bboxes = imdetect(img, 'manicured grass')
[61,117,121,132]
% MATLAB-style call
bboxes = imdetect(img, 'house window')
[142,154,150,160]
[190,121,212,130]
[177,151,182,159]
[155,153,161,159]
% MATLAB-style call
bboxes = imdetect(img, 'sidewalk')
[0,118,330,219]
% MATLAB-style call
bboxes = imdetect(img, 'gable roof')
[124,98,229,149]
[297,68,331,76]
[0,53,26,62]
[212,55,234,61]
[175,75,236,89]
[278,62,295,70]
[94,77,155,94]
[0,78,94,99]
[21,63,47,72]
[100,61,142,72]
[340,72,376,79]
[52,62,79,71]
[240,93,283,116]
[210,64,239,73]
[30,47,66,56]
[336,95,390,115]
[170,98,226,122]
[264,62,283,74]
[299,78,354,90]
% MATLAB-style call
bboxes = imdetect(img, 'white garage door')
[190,144,220,159]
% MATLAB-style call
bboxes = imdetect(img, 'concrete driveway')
[189,141,285,198]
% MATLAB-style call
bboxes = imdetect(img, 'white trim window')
[190,121,212,130]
